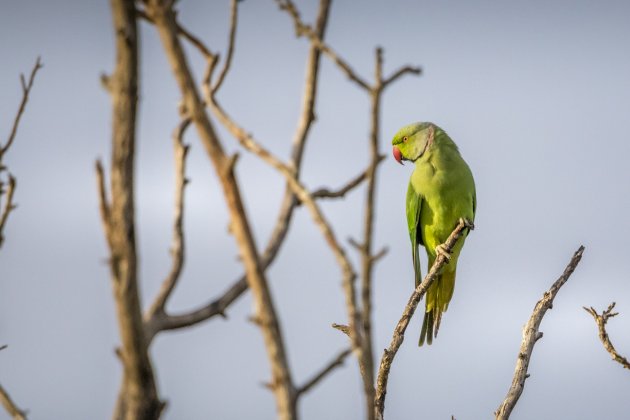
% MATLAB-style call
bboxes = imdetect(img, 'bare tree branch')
[145,1,297,417]
[354,47,386,420]
[144,119,191,340]
[307,156,385,203]
[137,8,216,60]
[140,0,332,344]
[1,57,43,158]
[295,348,352,397]
[382,65,422,88]
[0,175,16,249]
[494,245,585,420]
[584,302,630,370]
[101,1,162,418]
[193,3,362,360]
[212,0,238,94]
[0,58,42,249]
[0,384,27,420]
[207,94,362,361]
[374,219,473,419]
[275,0,370,91]
[95,160,113,250]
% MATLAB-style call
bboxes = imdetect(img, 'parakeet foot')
[435,244,451,261]
[459,217,475,230]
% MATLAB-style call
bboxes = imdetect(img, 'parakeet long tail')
[419,267,457,346]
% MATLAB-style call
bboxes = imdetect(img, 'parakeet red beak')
[393,146,403,165]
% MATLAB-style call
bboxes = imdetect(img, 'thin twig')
[0,345,7,352]
[275,0,371,91]
[94,160,112,249]
[0,176,16,249]
[0,384,27,420]
[374,219,473,419]
[212,0,238,94]
[584,302,630,370]
[370,246,389,264]
[137,8,215,59]
[0,57,43,250]
[307,156,385,203]
[1,57,43,158]
[295,348,352,397]
[357,46,385,420]
[382,65,422,88]
[144,118,191,339]
[494,246,585,420]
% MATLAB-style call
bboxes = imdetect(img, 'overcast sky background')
[2,0,630,419]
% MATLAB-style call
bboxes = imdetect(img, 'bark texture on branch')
[99,1,162,418]
[584,302,630,370]
[145,1,297,417]
[494,246,584,420]
[374,219,472,419]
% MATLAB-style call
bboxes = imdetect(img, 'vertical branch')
[101,0,162,418]
[211,0,238,94]
[143,119,190,341]
[0,57,42,249]
[355,47,385,420]
[145,1,297,418]
[494,246,584,420]
[0,176,16,249]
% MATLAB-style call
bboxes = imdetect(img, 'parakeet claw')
[459,217,475,230]
[435,244,451,261]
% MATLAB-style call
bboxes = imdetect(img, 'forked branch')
[145,1,297,417]
[1,57,43,158]
[584,302,630,370]
[276,0,370,91]
[144,118,191,341]
[494,246,585,420]
[0,58,43,249]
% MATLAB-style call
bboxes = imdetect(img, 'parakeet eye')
[403,136,408,142]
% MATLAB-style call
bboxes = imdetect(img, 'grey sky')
[2,0,630,419]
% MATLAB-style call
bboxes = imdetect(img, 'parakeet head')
[391,122,438,164]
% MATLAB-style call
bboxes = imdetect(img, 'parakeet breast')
[411,148,475,255]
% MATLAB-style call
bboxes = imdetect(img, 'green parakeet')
[392,122,476,346]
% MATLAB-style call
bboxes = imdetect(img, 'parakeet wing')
[406,182,423,286]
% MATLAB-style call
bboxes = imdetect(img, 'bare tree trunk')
[101,0,162,418]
